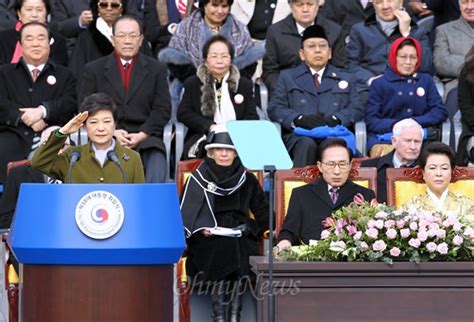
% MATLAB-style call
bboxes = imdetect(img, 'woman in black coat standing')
[177,35,259,159]
[456,47,474,166]
[180,128,268,322]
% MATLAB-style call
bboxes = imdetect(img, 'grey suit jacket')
[434,17,474,79]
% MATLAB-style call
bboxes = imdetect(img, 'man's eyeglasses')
[97,2,122,9]
[321,161,350,170]
[113,33,141,41]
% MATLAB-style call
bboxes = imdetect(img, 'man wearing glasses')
[268,24,363,167]
[275,138,376,251]
[79,15,171,183]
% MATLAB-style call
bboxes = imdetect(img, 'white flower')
[309,239,318,246]
[329,241,346,252]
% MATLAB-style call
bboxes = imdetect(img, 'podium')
[8,184,185,322]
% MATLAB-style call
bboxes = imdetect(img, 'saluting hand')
[59,112,89,135]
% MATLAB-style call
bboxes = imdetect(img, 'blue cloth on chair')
[376,128,428,142]
[294,125,357,154]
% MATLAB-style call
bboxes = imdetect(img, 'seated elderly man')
[263,0,344,95]
[433,0,474,93]
[275,138,376,250]
[346,0,432,104]
[361,118,423,204]
[0,22,76,185]
[268,24,363,167]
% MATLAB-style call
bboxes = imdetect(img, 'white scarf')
[213,72,236,125]
[96,17,114,44]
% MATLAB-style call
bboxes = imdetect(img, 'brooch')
[207,182,217,192]
[122,153,130,161]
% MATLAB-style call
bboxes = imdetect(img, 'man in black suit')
[0,22,77,185]
[361,118,423,204]
[0,126,70,229]
[276,138,376,250]
[79,15,171,183]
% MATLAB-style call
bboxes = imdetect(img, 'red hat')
[388,37,422,76]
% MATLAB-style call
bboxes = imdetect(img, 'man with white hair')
[0,126,70,228]
[361,118,423,203]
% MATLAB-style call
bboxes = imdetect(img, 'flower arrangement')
[278,195,474,264]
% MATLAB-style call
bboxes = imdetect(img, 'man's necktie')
[313,73,320,90]
[123,62,130,71]
[329,187,339,204]
[31,68,40,82]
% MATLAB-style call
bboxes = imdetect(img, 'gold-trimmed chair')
[386,167,474,208]
[274,165,377,237]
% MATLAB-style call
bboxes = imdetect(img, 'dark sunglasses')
[97,2,122,9]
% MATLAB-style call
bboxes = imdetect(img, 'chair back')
[275,165,377,236]
[386,167,474,208]
[6,160,31,176]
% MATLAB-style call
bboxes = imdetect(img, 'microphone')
[107,150,128,183]
[67,151,81,183]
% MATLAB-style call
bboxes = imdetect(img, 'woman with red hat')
[365,36,448,156]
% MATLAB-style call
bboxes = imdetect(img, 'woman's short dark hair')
[15,0,51,16]
[318,138,353,162]
[90,0,128,21]
[199,0,234,11]
[202,35,235,61]
[419,142,455,170]
[397,38,417,51]
[80,92,117,120]
[19,22,50,42]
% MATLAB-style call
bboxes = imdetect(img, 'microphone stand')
[264,165,276,322]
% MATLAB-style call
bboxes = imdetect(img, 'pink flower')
[335,219,347,235]
[417,230,428,242]
[346,225,358,235]
[426,242,437,253]
[400,228,411,238]
[409,222,418,231]
[367,220,376,228]
[464,227,474,239]
[453,222,462,232]
[389,247,401,257]
[386,228,397,239]
[365,227,379,239]
[396,219,406,228]
[436,229,446,239]
[354,231,362,240]
[452,235,464,246]
[408,238,421,248]
[437,242,448,255]
[384,220,395,228]
[322,217,336,228]
[320,230,330,240]
[427,228,437,238]
[370,198,379,207]
[353,193,365,205]
[375,220,384,229]
[360,242,369,251]
[428,223,440,231]
[372,240,387,252]
[375,211,388,219]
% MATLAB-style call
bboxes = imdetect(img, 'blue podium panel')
[9,184,186,265]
